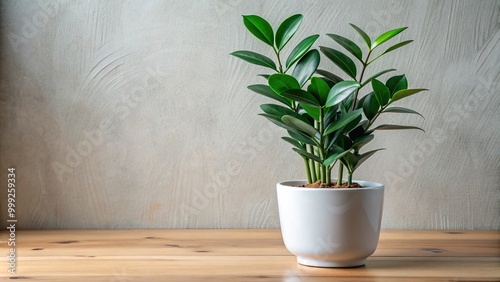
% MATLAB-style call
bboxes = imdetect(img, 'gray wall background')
[0,0,499,230]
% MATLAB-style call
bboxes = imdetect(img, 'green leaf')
[319,46,357,79]
[351,134,374,151]
[261,103,309,124]
[323,149,350,167]
[260,104,291,117]
[293,148,322,163]
[247,84,292,107]
[335,134,353,150]
[242,15,274,46]
[391,88,428,103]
[325,81,361,107]
[348,120,369,140]
[372,124,425,132]
[340,152,356,172]
[300,103,320,120]
[353,149,385,170]
[386,75,408,96]
[292,49,320,86]
[230,51,276,71]
[371,78,391,106]
[288,130,316,146]
[268,73,300,95]
[276,14,303,50]
[361,69,396,87]
[282,136,305,149]
[282,115,319,138]
[368,40,413,64]
[281,89,320,107]
[343,113,363,133]
[308,77,330,105]
[285,34,319,70]
[258,74,270,80]
[363,92,379,120]
[259,114,306,137]
[324,109,363,135]
[349,23,371,49]
[316,69,344,84]
[371,27,407,50]
[382,106,424,118]
[326,33,363,62]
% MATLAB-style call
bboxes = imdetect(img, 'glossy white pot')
[276,180,384,267]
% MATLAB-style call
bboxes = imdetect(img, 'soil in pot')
[302,180,363,188]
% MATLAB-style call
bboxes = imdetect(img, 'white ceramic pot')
[276,180,384,268]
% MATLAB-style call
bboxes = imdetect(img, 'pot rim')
[277,179,384,191]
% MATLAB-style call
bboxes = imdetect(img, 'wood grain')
[0,230,499,281]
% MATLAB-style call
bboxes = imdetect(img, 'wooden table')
[1,230,499,281]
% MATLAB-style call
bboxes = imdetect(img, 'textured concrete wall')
[0,0,498,229]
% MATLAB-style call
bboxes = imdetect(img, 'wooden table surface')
[0,229,499,281]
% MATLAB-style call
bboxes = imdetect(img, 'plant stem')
[303,157,312,183]
[318,107,327,183]
[367,104,388,128]
[326,167,332,186]
[337,163,344,187]
[347,172,353,187]
[273,48,283,73]
[306,145,317,182]
[351,50,372,111]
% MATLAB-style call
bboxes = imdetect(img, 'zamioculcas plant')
[231,14,427,187]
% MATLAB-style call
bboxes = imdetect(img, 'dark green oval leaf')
[300,103,320,120]
[349,23,371,49]
[261,104,309,124]
[353,148,385,170]
[292,49,320,87]
[282,89,320,107]
[363,92,379,120]
[276,14,303,50]
[382,106,424,118]
[371,78,391,106]
[351,134,374,151]
[326,33,363,62]
[391,88,428,103]
[325,81,361,107]
[285,34,319,70]
[282,115,319,138]
[288,130,316,146]
[268,73,300,95]
[323,149,350,167]
[260,104,294,118]
[324,109,363,135]
[308,77,330,105]
[247,84,292,107]
[386,75,408,96]
[282,136,305,149]
[319,46,357,79]
[230,50,276,71]
[316,69,344,84]
[372,124,425,132]
[242,15,274,46]
[292,147,322,163]
[259,113,304,136]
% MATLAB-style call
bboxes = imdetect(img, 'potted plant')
[231,14,427,267]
